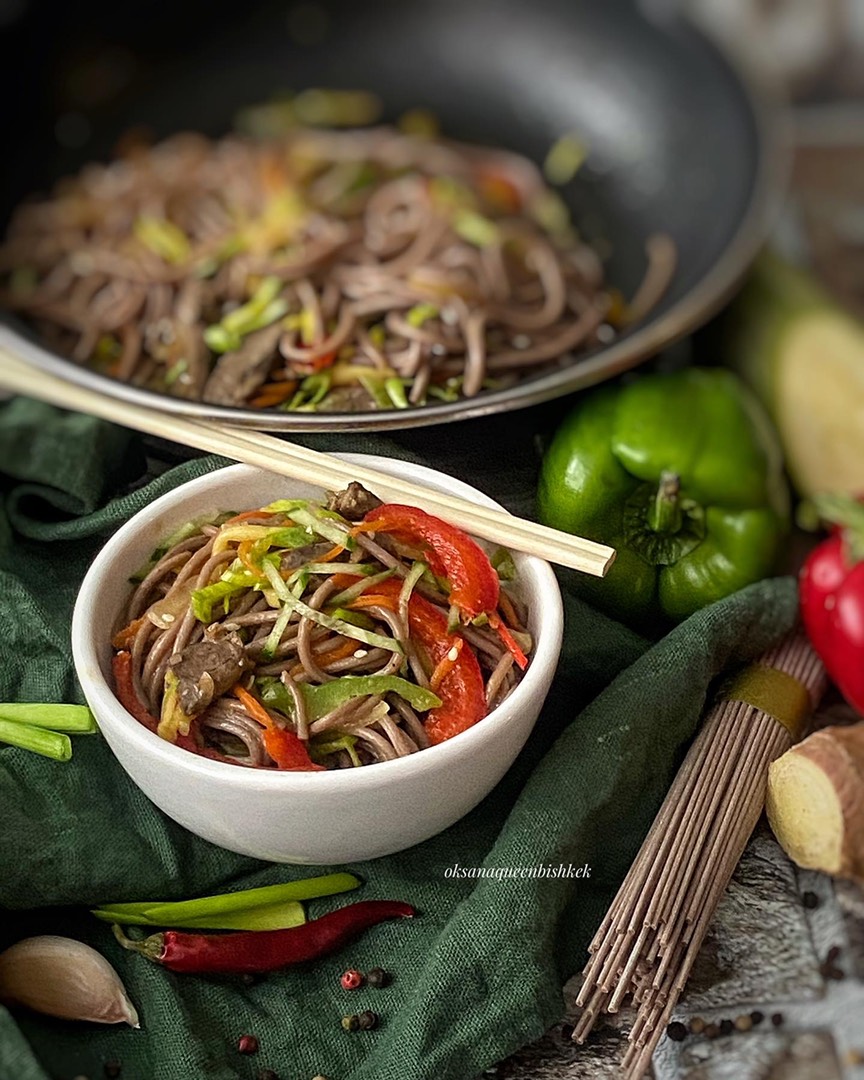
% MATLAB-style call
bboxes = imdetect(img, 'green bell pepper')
[537,368,789,624]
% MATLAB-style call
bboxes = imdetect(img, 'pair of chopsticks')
[0,351,615,577]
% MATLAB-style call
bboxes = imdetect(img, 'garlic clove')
[0,935,140,1027]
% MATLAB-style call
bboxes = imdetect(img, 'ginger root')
[766,722,864,883]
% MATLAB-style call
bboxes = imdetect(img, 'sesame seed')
[511,334,532,349]
[447,646,460,662]
[353,649,368,658]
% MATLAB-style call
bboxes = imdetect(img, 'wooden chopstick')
[0,351,615,577]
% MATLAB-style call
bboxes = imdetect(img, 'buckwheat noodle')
[0,127,675,413]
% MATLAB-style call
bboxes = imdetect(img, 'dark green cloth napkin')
[0,398,798,1080]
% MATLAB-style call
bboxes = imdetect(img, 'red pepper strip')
[112,651,158,734]
[488,613,528,671]
[360,504,499,620]
[114,900,416,975]
[112,651,225,760]
[233,686,324,771]
[350,578,486,745]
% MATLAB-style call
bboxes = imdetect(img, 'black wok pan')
[0,0,782,430]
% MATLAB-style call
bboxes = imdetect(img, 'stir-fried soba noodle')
[0,126,675,413]
[111,483,532,769]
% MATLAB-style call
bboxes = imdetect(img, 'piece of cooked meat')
[201,324,282,406]
[167,632,251,716]
[279,541,335,571]
[325,482,383,521]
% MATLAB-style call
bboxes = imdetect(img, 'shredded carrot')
[316,544,346,563]
[249,380,298,408]
[287,636,361,678]
[237,539,261,574]
[489,612,528,670]
[349,521,384,536]
[223,509,279,526]
[348,593,399,612]
[329,570,374,589]
[497,590,520,629]
[112,616,147,650]
[429,637,464,693]
[232,685,275,731]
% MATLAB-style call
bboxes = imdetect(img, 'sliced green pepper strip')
[310,734,363,767]
[258,673,441,723]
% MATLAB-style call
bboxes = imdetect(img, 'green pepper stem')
[647,471,683,535]
[112,923,165,963]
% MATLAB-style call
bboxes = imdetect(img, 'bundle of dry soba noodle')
[0,125,673,413]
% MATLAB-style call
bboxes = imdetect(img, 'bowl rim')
[71,454,564,790]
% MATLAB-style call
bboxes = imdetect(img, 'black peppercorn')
[771,1013,784,1028]
[750,1010,765,1026]
[666,1021,688,1042]
[357,1009,379,1031]
[719,1019,734,1036]
[560,1022,574,1042]
[103,1064,122,1080]
[241,972,265,987]
[827,945,841,963]
[801,891,819,910]
[366,967,391,988]
[341,1014,360,1032]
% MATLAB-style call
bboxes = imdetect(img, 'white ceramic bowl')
[71,455,564,864]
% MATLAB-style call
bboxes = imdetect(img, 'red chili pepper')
[360,504,499,620]
[113,900,416,975]
[800,495,864,713]
[352,578,486,745]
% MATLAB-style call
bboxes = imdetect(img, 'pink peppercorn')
[238,1034,259,1055]
[340,968,364,990]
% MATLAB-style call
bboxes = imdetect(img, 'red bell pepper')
[800,495,864,714]
[360,504,499,620]
[351,577,487,745]
[359,504,528,670]
[232,685,323,771]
